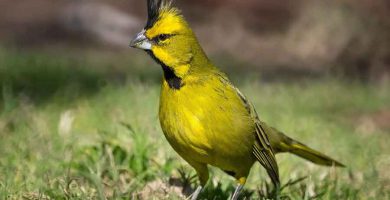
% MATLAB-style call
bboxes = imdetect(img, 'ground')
[0,47,389,199]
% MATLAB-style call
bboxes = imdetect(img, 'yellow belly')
[158,77,256,174]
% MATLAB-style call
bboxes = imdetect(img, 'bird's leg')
[186,161,209,200]
[190,185,202,200]
[231,184,243,200]
[231,177,246,200]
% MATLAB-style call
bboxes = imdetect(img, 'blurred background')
[1,0,390,81]
[0,0,389,199]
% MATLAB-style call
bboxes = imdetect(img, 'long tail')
[264,123,345,167]
[281,137,345,167]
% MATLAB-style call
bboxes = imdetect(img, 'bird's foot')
[189,185,202,200]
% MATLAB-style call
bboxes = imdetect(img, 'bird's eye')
[158,34,169,41]
[153,34,171,43]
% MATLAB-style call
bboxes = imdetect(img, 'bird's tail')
[275,132,345,167]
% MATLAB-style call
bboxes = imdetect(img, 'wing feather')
[231,80,280,186]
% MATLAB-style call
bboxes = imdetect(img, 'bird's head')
[130,0,209,80]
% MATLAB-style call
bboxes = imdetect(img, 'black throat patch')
[161,65,182,90]
[146,50,183,90]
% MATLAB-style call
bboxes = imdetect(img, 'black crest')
[145,0,171,29]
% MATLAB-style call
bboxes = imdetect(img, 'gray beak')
[129,30,152,50]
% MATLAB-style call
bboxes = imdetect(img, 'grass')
[0,47,389,199]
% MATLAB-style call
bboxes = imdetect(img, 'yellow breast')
[158,73,256,170]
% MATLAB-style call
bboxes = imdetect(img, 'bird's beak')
[129,30,152,50]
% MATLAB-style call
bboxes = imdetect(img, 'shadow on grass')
[0,48,164,109]
[0,50,100,104]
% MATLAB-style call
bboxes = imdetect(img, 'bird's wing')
[233,85,280,186]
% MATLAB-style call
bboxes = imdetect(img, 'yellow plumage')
[130,0,344,199]
[159,69,259,185]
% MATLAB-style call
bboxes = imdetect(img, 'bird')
[129,0,344,199]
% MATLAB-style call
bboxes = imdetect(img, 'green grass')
[0,48,389,199]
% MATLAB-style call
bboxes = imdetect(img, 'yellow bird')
[130,0,344,199]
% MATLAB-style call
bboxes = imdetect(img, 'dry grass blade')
[280,176,308,191]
